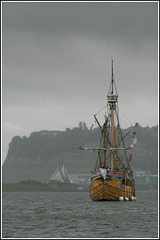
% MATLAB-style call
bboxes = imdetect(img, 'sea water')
[2,190,158,238]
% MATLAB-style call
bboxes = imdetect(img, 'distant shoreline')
[2,182,90,192]
[2,182,157,192]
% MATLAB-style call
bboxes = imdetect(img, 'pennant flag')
[129,154,132,161]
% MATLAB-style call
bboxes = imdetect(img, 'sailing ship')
[80,60,138,201]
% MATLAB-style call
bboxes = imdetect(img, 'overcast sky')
[2,1,158,163]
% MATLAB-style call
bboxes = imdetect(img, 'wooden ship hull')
[90,170,135,201]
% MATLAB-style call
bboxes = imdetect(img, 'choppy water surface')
[2,190,158,238]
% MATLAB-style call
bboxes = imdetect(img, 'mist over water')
[2,190,158,238]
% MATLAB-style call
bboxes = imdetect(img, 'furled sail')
[99,168,106,180]
[129,132,137,149]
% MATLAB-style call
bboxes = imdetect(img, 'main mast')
[107,60,118,171]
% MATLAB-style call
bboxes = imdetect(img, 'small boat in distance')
[79,60,138,201]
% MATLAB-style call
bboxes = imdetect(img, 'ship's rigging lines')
[79,122,138,152]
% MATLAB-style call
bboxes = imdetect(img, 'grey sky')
[2,1,158,163]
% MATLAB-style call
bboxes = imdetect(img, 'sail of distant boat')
[49,160,72,183]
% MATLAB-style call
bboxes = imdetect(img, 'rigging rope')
[95,104,108,116]
[119,109,133,126]
[79,124,102,149]
[113,77,118,95]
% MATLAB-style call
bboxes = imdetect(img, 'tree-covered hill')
[2,122,158,183]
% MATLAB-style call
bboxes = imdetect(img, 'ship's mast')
[103,124,107,168]
[111,60,114,170]
[117,123,121,169]
[107,59,118,171]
